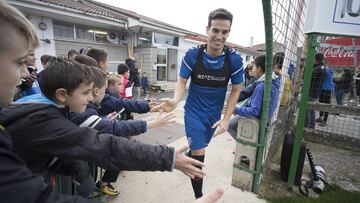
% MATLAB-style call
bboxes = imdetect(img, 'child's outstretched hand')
[147,112,176,128]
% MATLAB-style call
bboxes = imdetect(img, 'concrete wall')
[54,39,127,59]
[134,47,157,84]
[177,37,202,77]
[28,14,56,71]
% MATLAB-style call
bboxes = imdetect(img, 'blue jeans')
[335,89,345,105]
[142,85,147,95]
[77,175,96,198]
[305,98,316,129]
[227,115,242,139]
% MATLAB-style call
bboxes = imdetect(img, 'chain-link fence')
[304,35,360,150]
[262,0,307,169]
[259,0,360,191]
[263,0,360,169]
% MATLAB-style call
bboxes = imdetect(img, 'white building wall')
[28,15,56,71]
[178,37,202,74]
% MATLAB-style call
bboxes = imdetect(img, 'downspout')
[252,0,273,193]
[124,23,134,58]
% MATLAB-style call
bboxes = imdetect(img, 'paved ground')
[105,100,265,203]
[99,90,359,202]
[315,114,360,139]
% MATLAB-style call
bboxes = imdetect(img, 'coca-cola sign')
[322,37,360,67]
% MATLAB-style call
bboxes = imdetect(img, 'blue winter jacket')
[98,90,150,117]
[238,78,257,102]
[321,68,334,91]
[234,75,280,119]
[70,103,147,137]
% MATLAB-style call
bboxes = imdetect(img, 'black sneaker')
[315,117,323,122]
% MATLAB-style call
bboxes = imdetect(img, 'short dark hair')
[67,49,79,59]
[39,57,94,100]
[315,52,324,63]
[90,66,107,88]
[86,48,108,64]
[273,52,285,69]
[40,55,55,65]
[254,54,266,73]
[117,63,129,75]
[74,55,98,67]
[208,8,233,27]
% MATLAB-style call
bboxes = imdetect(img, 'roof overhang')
[7,0,127,29]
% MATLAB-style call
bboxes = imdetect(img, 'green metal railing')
[252,0,273,193]
[287,33,317,187]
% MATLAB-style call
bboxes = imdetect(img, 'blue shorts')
[184,112,217,150]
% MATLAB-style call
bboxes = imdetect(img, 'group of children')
[0,2,227,203]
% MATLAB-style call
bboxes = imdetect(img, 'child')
[141,71,149,96]
[227,54,280,139]
[68,49,79,60]
[74,54,98,67]
[15,49,41,98]
[107,73,124,97]
[272,52,291,107]
[37,54,55,83]
[0,1,98,202]
[117,63,132,99]
[0,58,205,196]
[86,48,108,72]
[70,66,175,196]
[100,73,154,119]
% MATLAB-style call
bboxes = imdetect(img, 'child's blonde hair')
[0,1,39,52]
[107,73,123,86]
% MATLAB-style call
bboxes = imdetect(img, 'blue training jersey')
[180,46,244,119]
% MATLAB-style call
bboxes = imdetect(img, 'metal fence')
[262,0,307,170]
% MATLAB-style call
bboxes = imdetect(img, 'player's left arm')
[224,52,244,121]
[224,84,241,122]
[212,53,244,135]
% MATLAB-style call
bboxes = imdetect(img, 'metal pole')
[252,0,273,193]
[287,33,318,187]
[352,38,358,106]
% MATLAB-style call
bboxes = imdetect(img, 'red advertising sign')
[322,37,360,67]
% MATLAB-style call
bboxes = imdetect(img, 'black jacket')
[70,102,147,137]
[0,123,98,203]
[98,90,150,117]
[125,58,140,87]
[0,102,175,176]
[309,63,326,99]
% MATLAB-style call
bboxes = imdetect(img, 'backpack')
[280,133,306,186]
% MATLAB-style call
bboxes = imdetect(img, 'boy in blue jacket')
[2,58,205,198]
[70,59,175,195]
[227,54,280,139]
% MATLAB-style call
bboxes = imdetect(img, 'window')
[94,30,111,44]
[154,33,179,46]
[157,49,167,64]
[137,32,152,46]
[53,21,74,38]
[76,25,94,41]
